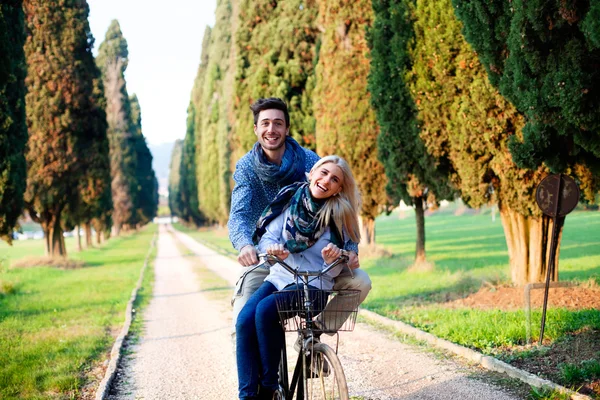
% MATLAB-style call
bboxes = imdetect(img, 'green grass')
[559,359,600,387]
[0,225,157,399]
[359,210,600,351]
[0,237,79,265]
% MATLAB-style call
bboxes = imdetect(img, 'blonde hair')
[311,155,362,243]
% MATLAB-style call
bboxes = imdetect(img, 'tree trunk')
[359,215,376,246]
[84,223,93,248]
[76,225,82,252]
[414,196,426,264]
[43,214,67,258]
[499,207,562,285]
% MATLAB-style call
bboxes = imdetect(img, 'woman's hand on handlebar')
[321,243,342,265]
[266,243,290,260]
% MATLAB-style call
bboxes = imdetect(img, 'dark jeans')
[235,281,327,400]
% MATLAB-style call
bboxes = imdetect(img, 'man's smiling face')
[254,109,289,152]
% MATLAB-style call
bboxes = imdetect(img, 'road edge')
[359,308,591,400]
[94,232,157,400]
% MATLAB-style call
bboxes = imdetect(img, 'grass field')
[0,225,157,399]
[361,209,600,349]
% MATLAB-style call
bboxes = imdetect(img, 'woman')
[235,155,361,400]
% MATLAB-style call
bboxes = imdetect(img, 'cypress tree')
[97,20,138,234]
[0,0,27,244]
[179,100,205,226]
[196,1,236,225]
[405,0,596,284]
[314,0,387,245]
[233,0,319,157]
[368,0,454,263]
[75,50,112,249]
[168,139,184,218]
[23,0,100,256]
[452,0,600,177]
[183,26,210,227]
[130,94,158,227]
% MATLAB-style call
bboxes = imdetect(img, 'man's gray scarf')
[252,136,307,186]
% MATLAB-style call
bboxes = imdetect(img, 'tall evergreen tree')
[405,0,596,284]
[168,139,184,218]
[314,0,387,244]
[369,0,454,263]
[196,2,236,225]
[453,0,600,176]
[73,45,112,249]
[178,26,210,227]
[179,101,205,226]
[23,0,101,256]
[0,1,27,244]
[233,0,319,157]
[97,20,138,234]
[129,94,158,226]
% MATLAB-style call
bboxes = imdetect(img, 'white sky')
[87,0,216,145]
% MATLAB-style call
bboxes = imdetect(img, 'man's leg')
[320,268,372,332]
[231,267,269,339]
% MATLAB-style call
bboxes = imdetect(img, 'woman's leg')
[254,284,328,390]
[236,282,278,399]
[255,293,284,393]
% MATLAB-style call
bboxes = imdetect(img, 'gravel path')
[108,224,523,399]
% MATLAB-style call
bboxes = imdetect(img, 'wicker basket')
[273,288,360,333]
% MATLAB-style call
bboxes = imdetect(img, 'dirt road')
[107,224,522,399]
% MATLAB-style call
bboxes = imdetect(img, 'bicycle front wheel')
[303,343,348,400]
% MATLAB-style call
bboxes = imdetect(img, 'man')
[228,97,371,335]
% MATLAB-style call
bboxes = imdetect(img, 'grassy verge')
[0,225,157,399]
[172,222,236,258]
[171,232,232,304]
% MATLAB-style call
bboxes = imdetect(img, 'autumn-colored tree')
[368,0,454,263]
[168,139,184,218]
[405,0,597,284]
[97,20,138,234]
[453,0,600,177]
[0,0,27,243]
[233,0,319,157]
[314,0,387,244]
[196,1,237,225]
[130,94,158,226]
[23,0,103,256]
[74,60,112,249]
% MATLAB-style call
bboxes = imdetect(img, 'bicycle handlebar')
[258,249,352,279]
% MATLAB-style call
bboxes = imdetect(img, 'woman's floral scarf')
[253,182,343,253]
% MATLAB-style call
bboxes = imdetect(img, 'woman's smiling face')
[309,163,344,200]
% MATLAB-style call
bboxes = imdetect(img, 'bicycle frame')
[258,252,351,399]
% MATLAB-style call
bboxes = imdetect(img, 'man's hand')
[347,251,360,270]
[322,243,342,265]
[266,243,290,260]
[238,245,258,266]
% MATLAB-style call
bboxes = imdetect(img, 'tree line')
[167,0,599,286]
[0,1,158,257]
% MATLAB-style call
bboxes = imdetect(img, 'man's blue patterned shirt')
[228,148,320,251]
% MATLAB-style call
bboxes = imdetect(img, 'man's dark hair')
[250,97,290,127]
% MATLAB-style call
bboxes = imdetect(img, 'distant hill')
[149,141,175,196]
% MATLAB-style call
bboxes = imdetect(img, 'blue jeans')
[236,282,327,400]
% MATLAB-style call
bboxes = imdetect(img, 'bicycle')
[258,251,360,400]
